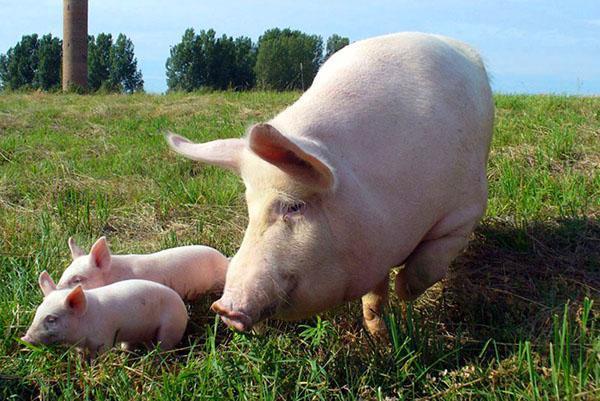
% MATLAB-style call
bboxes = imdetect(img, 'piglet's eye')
[71,276,84,284]
[45,316,57,324]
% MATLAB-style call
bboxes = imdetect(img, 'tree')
[0,54,8,90]
[0,34,39,90]
[108,34,143,93]
[34,34,62,90]
[0,32,142,93]
[166,28,204,91]
[198,29,221,88]
[0,34,62,91]
[214,34,246,89]
[233,36,256,89]
[166,29,256,91]
[88,33,112,91]
[325,34,349,60]
[255,28,323,91]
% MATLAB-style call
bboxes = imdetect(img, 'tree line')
[0,28,350,93]
[0,33,143,92]
[166,28,349,91]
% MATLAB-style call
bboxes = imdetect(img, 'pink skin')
[21,271,188,356]
[57,237,229,300]
[168,33,493,334]
[20,334,34,343]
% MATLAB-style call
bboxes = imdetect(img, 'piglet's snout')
[211,300,253,332]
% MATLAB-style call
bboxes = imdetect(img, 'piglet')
[57,237,228,300]
[21,271,188,356]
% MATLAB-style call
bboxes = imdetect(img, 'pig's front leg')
[81,341,107,360]
[361,275,389,339]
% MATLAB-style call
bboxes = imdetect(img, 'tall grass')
[0,92,598,400]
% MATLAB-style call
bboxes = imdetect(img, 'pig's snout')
[21,334,36,345]
[211,300,253,332]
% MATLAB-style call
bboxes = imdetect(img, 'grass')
[0,91,598,400]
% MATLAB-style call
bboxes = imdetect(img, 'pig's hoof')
[364,316,389,341]
[251,321,267,335]
[120,342,134,352]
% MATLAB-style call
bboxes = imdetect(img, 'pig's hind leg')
[395,205,483,301]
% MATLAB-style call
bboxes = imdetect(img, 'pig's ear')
[68,237,86,259]
[65,285,87,316]
[166,132,245,174]
[38,271,57,297]
[248,124,335,191]
[89,237,111,270]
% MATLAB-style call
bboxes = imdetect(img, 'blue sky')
[1,0,599,94]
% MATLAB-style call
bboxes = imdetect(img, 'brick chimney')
[62,0,88,91]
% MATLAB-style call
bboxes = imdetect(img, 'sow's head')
[167,124,360,331]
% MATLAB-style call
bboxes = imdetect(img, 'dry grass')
[0,92,598,400]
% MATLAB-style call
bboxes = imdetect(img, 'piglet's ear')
[65,285,87,316]
[38,271,56,297]
[89,236,111,270]
[248,124,335,191]
[68,237,86,259]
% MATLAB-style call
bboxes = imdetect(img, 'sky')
[1,0,599,94]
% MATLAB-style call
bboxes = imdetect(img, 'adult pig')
[22,272,188,356]
[167,32,493,335]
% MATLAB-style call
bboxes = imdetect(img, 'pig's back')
[130,245,228,299]
[273,32,493,228]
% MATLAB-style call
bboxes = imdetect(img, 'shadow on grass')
[181,217,599,356]
[0,376,39,401]
[435,216,599,348]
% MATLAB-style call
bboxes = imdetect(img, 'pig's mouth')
[210,302,254,332]
[211,300,283,332]
[211,280,297,332]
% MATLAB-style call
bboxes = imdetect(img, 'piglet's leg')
[155,324,184,351]
[120,342,135,352]
[85,342,108,359]
[361,275,389,339]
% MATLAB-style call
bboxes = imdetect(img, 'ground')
[0,92,598,400]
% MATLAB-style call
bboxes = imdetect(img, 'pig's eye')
[288,203,304,213]
[70,276,84,285]
[45,315,58,324]
[282,201,306,220]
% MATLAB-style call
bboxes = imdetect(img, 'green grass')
[0,92,598,400]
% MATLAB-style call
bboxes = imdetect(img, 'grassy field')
[0,92,598,400]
